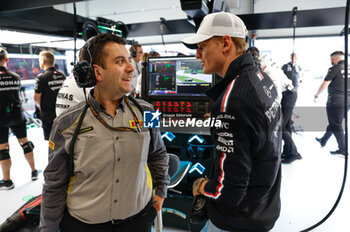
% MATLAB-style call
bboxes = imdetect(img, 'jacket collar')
[0,66,6,72]
[88,89,126,113]
[206,53,255,101]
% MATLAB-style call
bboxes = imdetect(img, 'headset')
[129,44,138,58]
[73,37,97,88]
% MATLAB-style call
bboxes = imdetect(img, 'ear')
[93,64,103,82]
[5,58,9,63]
[222,35,233,53]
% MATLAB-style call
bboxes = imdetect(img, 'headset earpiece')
[73,61,96,88]
[73,38,97,88]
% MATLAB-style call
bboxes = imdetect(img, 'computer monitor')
[146,56,213,99]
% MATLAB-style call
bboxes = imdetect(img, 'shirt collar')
[0,66,6,72]
[206,53,255,101]
[338,60,345,65]
[44,66,56,72]
[88,89,126,113]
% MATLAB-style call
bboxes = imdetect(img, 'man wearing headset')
[183,12,281,232]
[0,47,38,190]
[40,34,169,232]
[129,44,143,96]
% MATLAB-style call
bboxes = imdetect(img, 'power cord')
[160,17,167,54]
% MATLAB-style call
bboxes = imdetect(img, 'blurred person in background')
[129,44,143,96]
[136,51,160,98]
[0,47,38,190]
[260,54,301,164]
[314,51,349,155]
[34,51,66,140]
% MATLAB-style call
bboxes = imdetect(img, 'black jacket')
[0,66,25,127]
[204,53,282,232]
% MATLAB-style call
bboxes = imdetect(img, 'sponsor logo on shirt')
[129,120,144,128]
[263,85,272,98]
[49,140,55,150]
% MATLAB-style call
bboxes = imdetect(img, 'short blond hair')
[39,50,55,66]
[212,36,247,55]
[231,37,247,55]
[0,47,8,63]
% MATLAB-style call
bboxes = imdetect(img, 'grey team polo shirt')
[40,90,169,232]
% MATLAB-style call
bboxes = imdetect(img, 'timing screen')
[148,57,212,97]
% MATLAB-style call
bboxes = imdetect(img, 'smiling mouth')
[122,77,131,82]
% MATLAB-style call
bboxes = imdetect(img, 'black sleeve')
[324,66,337,82]
[203,98,266,207]
[281,64,287,75]
[34,75,44,93]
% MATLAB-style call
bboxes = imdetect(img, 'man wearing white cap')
[184,12,282,232]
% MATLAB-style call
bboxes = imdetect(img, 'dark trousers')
[321,103,350,151]
[281,90,298,156]
[42,120,53,140]
[59,203,157,232]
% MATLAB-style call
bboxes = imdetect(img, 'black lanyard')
[87,96,141,133]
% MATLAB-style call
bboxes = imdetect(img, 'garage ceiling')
[0,0,347,48]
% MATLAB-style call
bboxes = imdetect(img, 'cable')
[299,1,349,231]
[160,17,167,54]
[291,7,297,81]
[73,1,77,64]
[19,45,35,72]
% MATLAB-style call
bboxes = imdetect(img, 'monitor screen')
[147,56,213,97]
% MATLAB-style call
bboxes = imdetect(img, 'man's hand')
[193,177,208,196]
[152,195,164,212]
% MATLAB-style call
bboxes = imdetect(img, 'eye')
[115,58,124,64]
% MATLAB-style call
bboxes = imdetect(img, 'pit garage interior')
[0,0,350,231]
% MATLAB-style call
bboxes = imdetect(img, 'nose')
[196,49,201,59]
[126,59,134,73]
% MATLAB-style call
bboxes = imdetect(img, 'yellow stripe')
[62,111,84,135]
[66,176,75,195]
[129,104,143,116]
[79,127,93,134]
[145,164,153,196]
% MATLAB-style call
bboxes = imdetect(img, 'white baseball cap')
[182,12,247,49]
